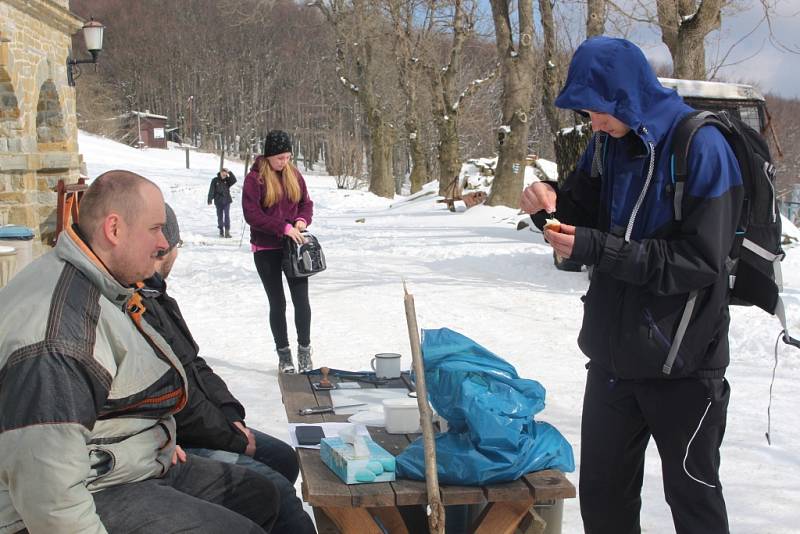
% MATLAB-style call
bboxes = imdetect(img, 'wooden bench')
[279,372,575,534]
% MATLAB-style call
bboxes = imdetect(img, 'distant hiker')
[0,171,279,533]
[242,129,315,373]
[520,37,743,534]
[208,167,237,237]
[139,204,316,533]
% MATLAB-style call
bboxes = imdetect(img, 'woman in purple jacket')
[242,130,314,373]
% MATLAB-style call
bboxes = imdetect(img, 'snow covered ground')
[79,132,800,533]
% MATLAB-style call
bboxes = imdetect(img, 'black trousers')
[94,454,279,533]
[580,364,730,534]
[253,249,311,350]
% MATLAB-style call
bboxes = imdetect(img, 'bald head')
[78,170,158,243]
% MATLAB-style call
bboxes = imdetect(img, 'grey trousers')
[93,454,279,533]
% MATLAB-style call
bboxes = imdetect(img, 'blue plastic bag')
[395,328,574,485]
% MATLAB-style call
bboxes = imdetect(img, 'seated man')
[138,204,315,534]
[0,171,279,533]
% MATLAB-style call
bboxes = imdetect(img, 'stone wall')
[0,0,82,253]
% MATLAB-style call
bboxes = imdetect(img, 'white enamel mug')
[370,352,401,379]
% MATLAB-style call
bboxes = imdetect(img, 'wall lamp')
[67,18,104,87]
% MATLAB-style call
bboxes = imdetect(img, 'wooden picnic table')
[279,372,576,534]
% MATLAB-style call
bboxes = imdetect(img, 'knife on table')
[298,403,366,416]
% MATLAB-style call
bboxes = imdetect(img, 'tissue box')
[320,436,396,484]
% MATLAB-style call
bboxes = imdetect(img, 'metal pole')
[136,113,142,148]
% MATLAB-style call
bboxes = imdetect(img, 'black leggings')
[253,249,311,350]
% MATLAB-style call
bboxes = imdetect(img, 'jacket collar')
[56,224,134,306]
[140,273,166,299]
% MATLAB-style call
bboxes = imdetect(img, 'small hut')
[125,110,168,149]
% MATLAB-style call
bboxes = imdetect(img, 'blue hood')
[555,37,686,147]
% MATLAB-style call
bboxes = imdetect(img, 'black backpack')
[282,232,327,278]
[671,110,798,349]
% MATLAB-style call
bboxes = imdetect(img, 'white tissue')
[338,426,369,458]
[339,425,357,443]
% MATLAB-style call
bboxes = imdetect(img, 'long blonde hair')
[259,159,301,207]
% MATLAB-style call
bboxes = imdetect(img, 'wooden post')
[403,281,445,534]
[219,133,225,172]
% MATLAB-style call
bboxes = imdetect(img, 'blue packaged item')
[0,226,34,240]
[396,328,575,485]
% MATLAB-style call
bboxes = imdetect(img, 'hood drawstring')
[624,139,656,242]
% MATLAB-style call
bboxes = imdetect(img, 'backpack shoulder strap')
[670,110,731,221]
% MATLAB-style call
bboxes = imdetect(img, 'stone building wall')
[0,0,83,253]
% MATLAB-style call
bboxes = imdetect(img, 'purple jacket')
[242,156,314,249]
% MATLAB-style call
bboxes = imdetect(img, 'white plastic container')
[382,398,421,434]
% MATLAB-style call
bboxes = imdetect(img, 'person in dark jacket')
[139,204,316,534]
[242,130,315,374]
[208,168,237,237]
[520,37,743,534]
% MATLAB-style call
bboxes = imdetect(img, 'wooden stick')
[403,281,445,534]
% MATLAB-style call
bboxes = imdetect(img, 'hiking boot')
[224,229,231,238]
[219,228,224,237]
[297,344,313,373]
[277,346,295,374]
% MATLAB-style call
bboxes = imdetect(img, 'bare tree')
[387,0,432,194]
[311,0,398,198]
[486,0,536,207]
[657,0,725,79]
[587,0,607,37]
[539,0,562,136]
[419,0,496,197]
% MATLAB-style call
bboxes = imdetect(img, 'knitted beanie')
[263,130,292,157]
[162,203,181,249]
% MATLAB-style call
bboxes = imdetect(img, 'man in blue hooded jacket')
[520,37,743,534]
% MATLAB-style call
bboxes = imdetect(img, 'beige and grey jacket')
[0,226,188,534]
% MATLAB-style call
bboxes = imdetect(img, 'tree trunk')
[387,0,429,195]
[437,116,461,197]
[657,0,723,80]
[425,0,479,198]
[672,34,708,79]
[312,0,397,198]
[487,0,535,208]
[408,124,428,193]
[586,0,606,38]
[554,125,591,184]
[367,110,395,198]
[539,0,561,137]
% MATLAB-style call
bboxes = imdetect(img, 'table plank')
[482,479,532,503]
[522,469,576,502]
[281,373,323,424]
[439,484,487,506]
[472,498,534,534]
[370,506,410,534]
[297,449,353,508]
[321,506,384,534]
